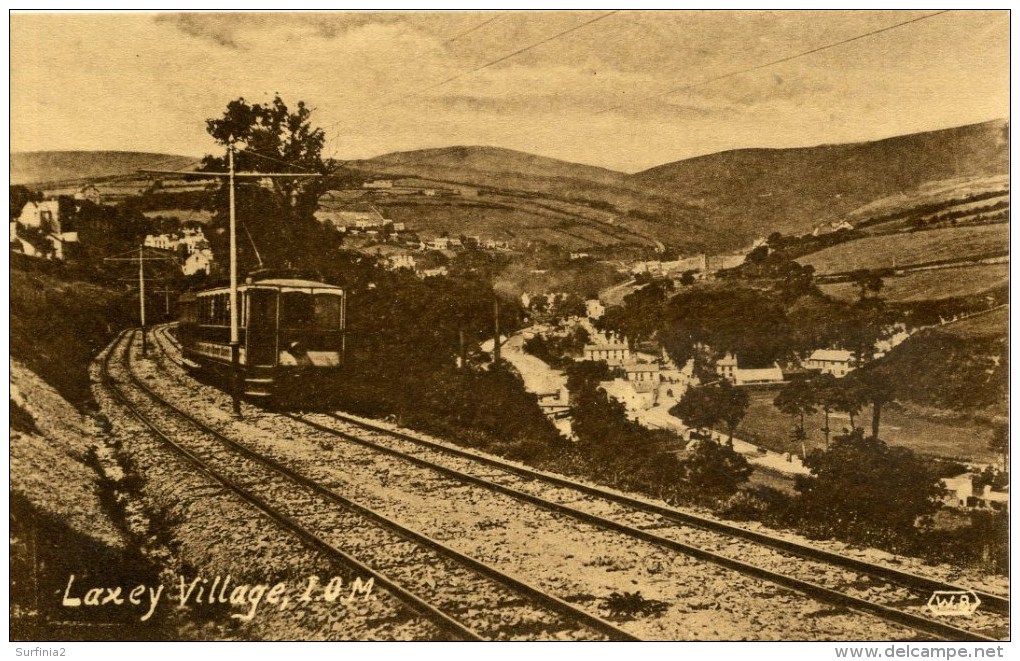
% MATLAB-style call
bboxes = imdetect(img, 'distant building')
[362,179,393,189]
[74,183,103,204]
[585,298,605,320]
[599,378,657,412]
[584,334,630,366]
[804,349,854,378]
[942,473,974,508]
[733,365,785,386]
[624,362,660,384]
[15,200,77,260]
[388,254,416,271]
[17,200,61,231]
[716,352,784,385]
[144,234,177,251]
[183,249,213,276]
[417,266,448,279]
[716,353,738,381]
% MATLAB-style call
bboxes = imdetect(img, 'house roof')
[809,349,853,363]
[623,362,659,372]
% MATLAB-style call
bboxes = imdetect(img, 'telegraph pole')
[105,247,177,359]
[138,245,147,356]
[141,147,320,418]
[228,143,241,417]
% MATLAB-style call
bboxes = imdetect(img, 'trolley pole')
[228,142,242,418]
[139,245,147,357]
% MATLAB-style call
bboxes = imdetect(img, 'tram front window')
[280,291,342,351]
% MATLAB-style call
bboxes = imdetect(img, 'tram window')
[280,291,315,329]
[314,294,342,330]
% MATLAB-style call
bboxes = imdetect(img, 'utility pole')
[139,244,147,356]
[106,247,177,359]
[141,147,320,418]
[228,143,241,417]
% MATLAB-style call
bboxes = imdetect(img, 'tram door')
[246,289,279,367]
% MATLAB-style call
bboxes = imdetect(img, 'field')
[733,390,1000,466]
[797,224,1009,275]
[939,306,1010,340]
[847,174,1008,224]
[820,263,1008,303]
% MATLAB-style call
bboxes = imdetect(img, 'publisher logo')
[927,590,981,616]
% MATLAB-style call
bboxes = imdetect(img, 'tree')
[809,373,840,449]
[989,421,1009,472]
[200,95,339,275]
[849,269,885,301]
[774,377,817,447]
[716,380,750,445]
[10,185,41,220]
[670,385,720,437]
[796,429,945,538]
[846,367,896,440]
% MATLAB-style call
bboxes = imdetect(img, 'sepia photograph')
[7,8,1011,649]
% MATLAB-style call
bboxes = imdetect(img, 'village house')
[716,352,784,386]
[942,473,975,508]
[387,254,416,271]
[624,362,660,384]
[585,298,605,320]
[74,183,103,204]
[804,349,855,378]
[716,353,738,381]
[183,249,213,276]
[733,365,785,386]
[417,266,448,279]
[14,200,78,260]
[599,378,657,412]
[584,334,631,366]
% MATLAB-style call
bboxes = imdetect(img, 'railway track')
[149,324,1008,641]
[103,330,638,641]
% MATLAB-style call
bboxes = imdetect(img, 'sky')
[9,10,1010,172]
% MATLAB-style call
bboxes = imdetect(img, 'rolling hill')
[630,119,1009,248]
[12,119,1008,252]
[10,151,199,186]
[352,120,1009,251]
[348,145,661,216]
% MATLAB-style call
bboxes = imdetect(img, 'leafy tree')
[670,385,720,437]
[10,185,41,220]
[849,269,886,301]
[845,366,896,440]
[200,95,339,274]
[989,421,1009,472]
[809,373,840,448]
[716,380,750,444]
[774,377,817,444]
[660,286,793,368]
[796,429,945,538]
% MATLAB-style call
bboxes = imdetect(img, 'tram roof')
[194,279,344,295]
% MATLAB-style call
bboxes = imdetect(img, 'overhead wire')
[594,10,951,115]
[320,10,621,158]
[442,13,503,45]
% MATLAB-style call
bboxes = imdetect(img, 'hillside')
[350,120,1009,251]
[797,223,1009,275]
[10,150,199,186]
[632,119,1009,248]
[350,145,666,218]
